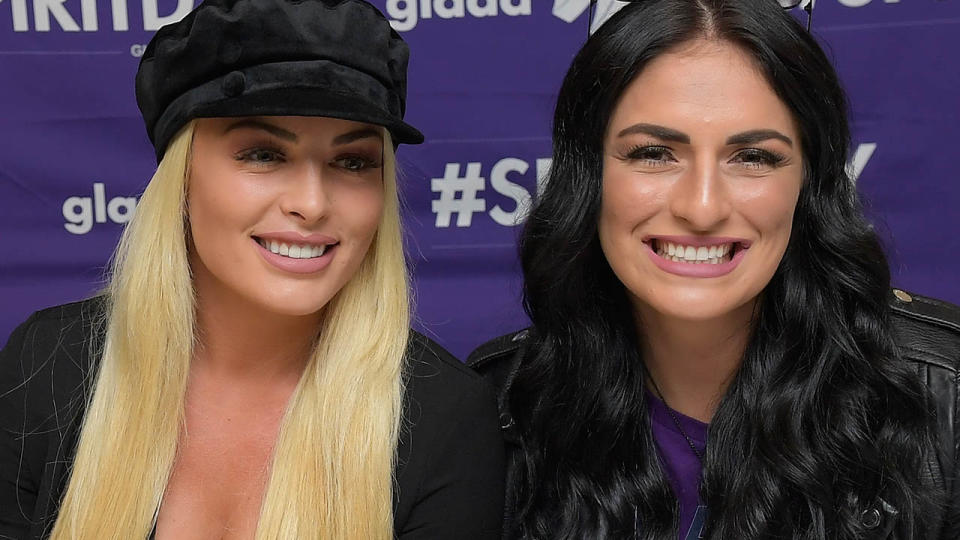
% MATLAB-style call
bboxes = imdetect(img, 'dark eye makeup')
[615,143,789,171]
[234,144,286,165]
[618,144,676,165]
[731,148,787,169]
[332,153,382,172]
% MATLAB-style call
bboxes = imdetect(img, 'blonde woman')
[0,0,504,538]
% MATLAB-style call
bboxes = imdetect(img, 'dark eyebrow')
[617,123,690,144]
[725,129,793,147]
[223,119,298,142]
[332,128,383,146]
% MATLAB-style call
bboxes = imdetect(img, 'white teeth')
[259,239,330,259]
[654,241,735,265]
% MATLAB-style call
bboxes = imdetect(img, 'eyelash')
[622,145,674,166]
[620,145,787,169]
[734,148,787,169]
[234,148,382,172]
[235,145,285,165]
[333,153,382,172]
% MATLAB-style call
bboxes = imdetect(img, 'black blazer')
[0,297,505,539]
[468,289,960,540]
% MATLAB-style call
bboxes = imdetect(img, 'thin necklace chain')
[645,368,704,464]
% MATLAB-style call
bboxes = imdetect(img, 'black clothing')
[467,290,960,540]
[0,297,504,539]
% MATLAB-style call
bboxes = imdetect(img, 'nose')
[279,162,329,223]
[667,158,732,231]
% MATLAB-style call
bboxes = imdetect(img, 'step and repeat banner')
[1,0,958,358]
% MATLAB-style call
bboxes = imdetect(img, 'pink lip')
[253,237,336,274]
[644,236,750,278]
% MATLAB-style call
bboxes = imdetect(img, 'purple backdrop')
[1,0,958,359]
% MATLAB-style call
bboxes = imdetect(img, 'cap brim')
[153,86,424,162]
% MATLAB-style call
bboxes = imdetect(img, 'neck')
[637,301,755,423]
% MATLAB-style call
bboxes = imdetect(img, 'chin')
[251,289,336,318]
[635,288,757,324]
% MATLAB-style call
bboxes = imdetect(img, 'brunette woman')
[469,0,958,538]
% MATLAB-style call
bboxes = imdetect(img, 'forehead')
[608,39,799,140]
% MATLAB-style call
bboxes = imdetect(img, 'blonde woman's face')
[187,116,385,317]
[598,40,803,324]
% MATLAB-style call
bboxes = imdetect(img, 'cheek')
[186,164,268,265]
[736,180,801,244]
[598,166,667,249]
[336,183,385,245]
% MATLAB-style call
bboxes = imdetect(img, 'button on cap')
[222,71,246,97]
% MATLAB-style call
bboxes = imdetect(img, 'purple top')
[646,390,709,540]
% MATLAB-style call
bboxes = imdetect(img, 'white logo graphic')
[432,162,487,228]
[430,157,551,228]
[4,0,196,32]
[552,0,627,32]
[63,182,137,235]
[385,0,532,32]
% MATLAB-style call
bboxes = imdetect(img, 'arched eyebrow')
[617,123,794,148]
[617,123,690,143]
[725,129,793,147]
[332,128,383,146]
[223,119,298,142]
[221,120,383,147]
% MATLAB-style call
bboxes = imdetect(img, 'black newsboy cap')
[136,0,423,162]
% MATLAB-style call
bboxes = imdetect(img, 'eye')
[332,154,381,172]
[731,148,786,170]
[235,147,285,165]
[621,145,676,167]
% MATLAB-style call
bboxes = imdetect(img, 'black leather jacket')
[467,290,960,539]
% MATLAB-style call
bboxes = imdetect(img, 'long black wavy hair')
[511,0,938,538]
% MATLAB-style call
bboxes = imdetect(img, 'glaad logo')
[2,0,196,32]
[63,182,137,235]
[552,0,626,32]
[385,0,531,32]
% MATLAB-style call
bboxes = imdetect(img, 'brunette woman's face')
[187,116,385,317]
[598,40,803,324]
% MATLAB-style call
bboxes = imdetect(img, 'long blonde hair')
[50,121,410,539]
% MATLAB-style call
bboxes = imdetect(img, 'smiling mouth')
[253,237,338,259]
[647,239,744,265]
